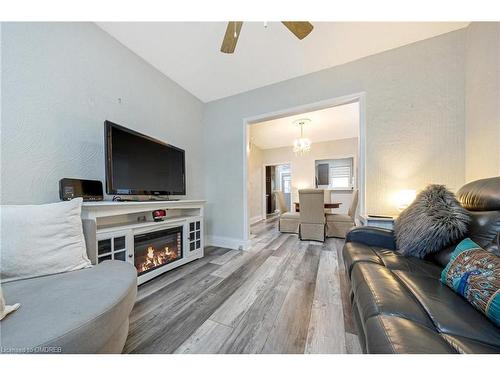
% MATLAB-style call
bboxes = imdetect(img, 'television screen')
[105,121,186,196]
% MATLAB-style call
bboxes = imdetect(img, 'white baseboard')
[250,215,265,225]
[206,235,251,251]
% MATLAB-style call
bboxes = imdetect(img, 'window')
[330,158,353,188]
[315,157,354,190]
[283,176,291,194]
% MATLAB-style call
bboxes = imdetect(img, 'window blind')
[329,158,353,188]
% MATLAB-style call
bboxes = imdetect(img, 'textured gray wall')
[1,23,204,204]
[203,29,466,241]
[2,23,481,246]
[465,22,500,182]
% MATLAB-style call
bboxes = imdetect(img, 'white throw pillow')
[0,284,20,320]
[0,198,91,282]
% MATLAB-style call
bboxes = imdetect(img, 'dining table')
[293,202,341,212]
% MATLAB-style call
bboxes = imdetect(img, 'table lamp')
[395,189,417,212]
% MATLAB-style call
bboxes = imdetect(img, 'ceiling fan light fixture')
[221,21,243,54]
[220,21,313,54]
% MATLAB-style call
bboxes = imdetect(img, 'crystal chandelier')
[292,119,312,155]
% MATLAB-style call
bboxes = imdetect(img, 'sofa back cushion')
[428,177,500,267]
[0,198,91,283]
[457,177,500,250]
[457,176,500,211]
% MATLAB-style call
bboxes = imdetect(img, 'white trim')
[358,93,367,217]
[250,215,265,225]
[243,92,367,244]
[206,235,250,251]
[81,199,205,220]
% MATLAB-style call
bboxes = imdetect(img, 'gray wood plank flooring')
[124,217,362,354]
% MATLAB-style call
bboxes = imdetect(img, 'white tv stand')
[81,200,205,285]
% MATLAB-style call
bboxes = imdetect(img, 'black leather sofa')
[342,177,500,353]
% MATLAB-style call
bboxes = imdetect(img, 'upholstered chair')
[275,190,288,214]
[275,191,300,234]
[298,189,326,242]
[326,190,358,238]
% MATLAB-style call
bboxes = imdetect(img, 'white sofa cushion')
[0,285,20,320]
[1,198,91,283]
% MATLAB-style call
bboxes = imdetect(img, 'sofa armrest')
[345,226,397,250]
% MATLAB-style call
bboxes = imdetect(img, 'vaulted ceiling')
[97,22,468,102]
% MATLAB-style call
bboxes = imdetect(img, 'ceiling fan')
[220,21,314,54]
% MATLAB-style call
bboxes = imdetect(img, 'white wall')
[203,29,466,243]
[247,143,264,223]
[465,22,500,182]
[257,138,358,215]
[1,23,204,204]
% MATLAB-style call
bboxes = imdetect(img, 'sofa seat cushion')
[348,256,500,353]
[364,315,456,354]
[343,242,442,279]
[376,249,442,278]
[326,213,353,222]
[394,270,500,348]
[441,334,500,354]
[0,261,137,353]
[351,263,434,330]
[342,242,384,275]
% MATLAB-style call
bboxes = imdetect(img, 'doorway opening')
[244,93,366,245]
[265,163,292,217]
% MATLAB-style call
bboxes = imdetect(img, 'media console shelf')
[81,200,205,285]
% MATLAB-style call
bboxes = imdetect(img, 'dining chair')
[274,191,299,234]
[298,189,325,242]
[326,190,358,238]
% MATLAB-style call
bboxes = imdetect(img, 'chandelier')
[292,118,312,155]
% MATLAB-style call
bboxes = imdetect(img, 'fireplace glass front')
[134,226,183,276]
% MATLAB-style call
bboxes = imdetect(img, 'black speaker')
[59,178,103,201]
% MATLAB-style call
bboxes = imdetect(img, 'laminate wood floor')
[123,217,362,354]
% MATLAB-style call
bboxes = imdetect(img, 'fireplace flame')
[139,245,178,273]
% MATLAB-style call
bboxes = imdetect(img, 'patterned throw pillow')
[441,238,500,327]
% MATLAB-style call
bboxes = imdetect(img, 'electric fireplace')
[134,226,183,277]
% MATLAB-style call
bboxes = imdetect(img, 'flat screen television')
[105,121,186,196]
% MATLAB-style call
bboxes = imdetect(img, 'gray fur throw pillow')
[394,184,470,259]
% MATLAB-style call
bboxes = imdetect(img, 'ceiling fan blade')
[281,21,314,40]
[220,21,243,54]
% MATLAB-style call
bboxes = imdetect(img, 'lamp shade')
[394,189,417,211]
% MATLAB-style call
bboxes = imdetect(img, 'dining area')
[275,189,359,242]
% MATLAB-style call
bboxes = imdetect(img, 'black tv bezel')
[105,121,186,196]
